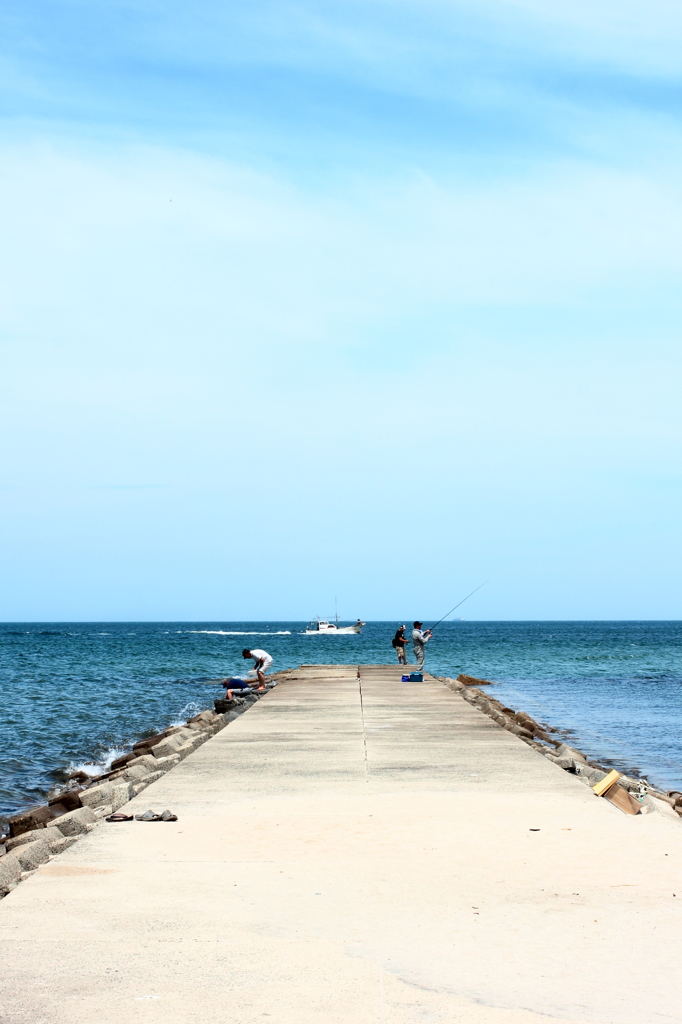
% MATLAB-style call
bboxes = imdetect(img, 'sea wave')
[188,630,292,635]
[66,746,128,779]
[169,702,203,726]
[64,703,204,777]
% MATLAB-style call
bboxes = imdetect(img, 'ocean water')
[1,620,681,824]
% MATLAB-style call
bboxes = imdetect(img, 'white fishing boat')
[303,617,365,635]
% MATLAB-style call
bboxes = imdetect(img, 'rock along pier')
[0,664,681,1024]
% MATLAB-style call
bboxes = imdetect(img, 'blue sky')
[1,0,681,620]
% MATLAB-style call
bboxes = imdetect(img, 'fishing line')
[427,580,489,631]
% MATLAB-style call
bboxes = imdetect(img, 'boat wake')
[188,630,292,636]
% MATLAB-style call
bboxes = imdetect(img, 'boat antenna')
[428,580,489,631]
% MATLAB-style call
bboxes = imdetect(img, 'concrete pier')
[1,664,681,1024]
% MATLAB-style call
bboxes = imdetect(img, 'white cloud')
[2,139,682,359]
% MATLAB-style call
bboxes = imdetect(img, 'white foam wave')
[67,746,127,779]
[169,702,202,726]
[188,630,292,635]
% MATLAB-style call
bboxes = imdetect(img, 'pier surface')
[1,665,681,1024]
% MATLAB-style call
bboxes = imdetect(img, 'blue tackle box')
[408,672,423,682]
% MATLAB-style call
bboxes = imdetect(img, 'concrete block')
[174,741,198,760]
[52,806,97,836]
[151,735,184,758]
[556,744,588,764]
[122,764,154,782]
[46,801,72,819]
[548,755,576,771]
[165,729,192,745]
[505,722,533,739]
[131,771,164,795]
[51,837,78,854]
[111,782,133,811]
[7,805,56,838]
[443,677,465,691]
[48,789,82,812]
[13,839,50,871]
[174,727,196,743]
[643,795,680,820]
[190,710,214,724]
[133,734,165,753]
[145,771,164,784]
[111,752,137,771]
[94,805,114,819]
[6,826,65,854]
[0,854,22,891]
[215,697,245,713]
[125,754,158,772]
[79,782,114,808]
[154,754,181,773]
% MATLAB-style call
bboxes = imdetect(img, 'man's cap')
[413,621,422,627]
[242,648,251,656]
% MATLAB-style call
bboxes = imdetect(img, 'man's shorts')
[257,656,273,674]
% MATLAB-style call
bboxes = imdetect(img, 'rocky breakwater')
[0,686,273,899]
[441,674,682,823]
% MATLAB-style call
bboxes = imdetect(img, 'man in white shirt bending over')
[242,648,273,691]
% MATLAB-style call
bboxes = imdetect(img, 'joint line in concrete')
[357,664,369,782]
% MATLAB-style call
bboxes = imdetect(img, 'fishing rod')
[427,580,489,632]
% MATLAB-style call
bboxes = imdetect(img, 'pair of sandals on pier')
[106,809,178,822]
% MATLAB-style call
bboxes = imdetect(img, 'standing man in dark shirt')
[392,625,409,665]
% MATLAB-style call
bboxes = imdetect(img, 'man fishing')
[407,583,488,675]
[412,622,432,672]
[392,625,409,665]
